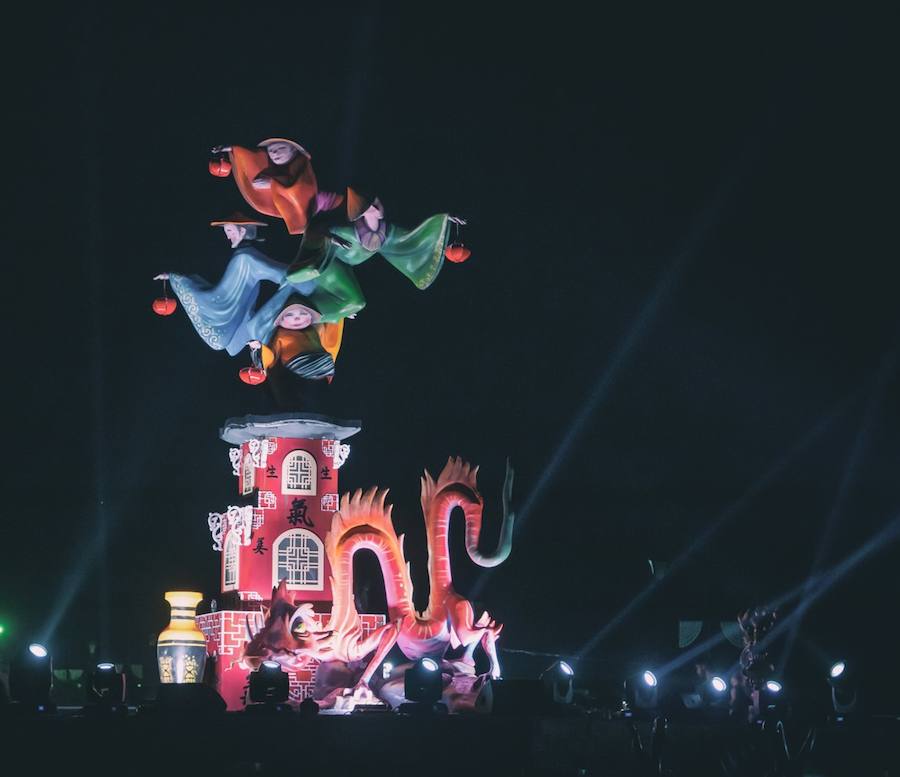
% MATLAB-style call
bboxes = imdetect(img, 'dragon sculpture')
[242,457,515,696]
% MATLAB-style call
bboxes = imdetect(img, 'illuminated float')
[196,414,513,711]
[153,137,504,712]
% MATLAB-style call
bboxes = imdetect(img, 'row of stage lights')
[622,662,856,717]
[3,643,129,715]
[2,642,858,718]
[245,656,449,714]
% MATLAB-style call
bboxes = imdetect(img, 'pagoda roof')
[219,413,361,444]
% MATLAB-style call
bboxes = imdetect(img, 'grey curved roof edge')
[219,413,362,444]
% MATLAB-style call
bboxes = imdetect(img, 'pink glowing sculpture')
[242,457,515,703]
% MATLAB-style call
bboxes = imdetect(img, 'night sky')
[2,6,896,693]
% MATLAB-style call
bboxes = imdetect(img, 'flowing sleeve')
[329,213,451,290]
[168,248,289,356]
[229,146,280,219]
[316,320,345,363]
[269,156,318,234]
[379,214,450,290]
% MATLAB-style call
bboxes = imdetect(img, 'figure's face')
[279,305,313,330]
[223,224,246,248]
[265,142,297,165]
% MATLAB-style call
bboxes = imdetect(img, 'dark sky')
[2,6,896,689]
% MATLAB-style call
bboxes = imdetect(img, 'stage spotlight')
[9,642,53,704]
[9,642,55,713]
[248,660,289,705]
[683,672,731,712]
[827,660,857,714]
[539,660,574,705]
[624,669,659,712]
[697,675,729,710]
[88,662,127,707]
[402,657,444,707]
[756,679,787,720]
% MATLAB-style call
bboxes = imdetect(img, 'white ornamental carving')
[333,443,351,470]
[258,490,277,510]
[248,439,263,468]
[248,438,278,469]
[228,447,241,477]
[227,505,254,546]
[207,512,225,551]
[252,509,265,529]
[208,505,254,551]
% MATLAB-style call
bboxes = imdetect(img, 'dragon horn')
[245,616,256,642]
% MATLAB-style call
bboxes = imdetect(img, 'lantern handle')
[448,215,466,242]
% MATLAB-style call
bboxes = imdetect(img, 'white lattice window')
[223,531,240,592]
[242,453,255,496]
[273,529,324,590]
[281,450,317,496]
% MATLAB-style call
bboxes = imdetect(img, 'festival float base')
[194,413,510,713]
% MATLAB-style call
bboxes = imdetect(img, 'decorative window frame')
[281,450,317,496]
[223,530,240,592]
[272,529,324,591]
[241,453,256,496]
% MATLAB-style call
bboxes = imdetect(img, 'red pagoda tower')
[195,414,385,710]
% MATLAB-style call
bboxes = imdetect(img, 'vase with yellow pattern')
[157,591,207,684]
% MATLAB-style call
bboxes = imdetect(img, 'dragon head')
[241,580,336,671]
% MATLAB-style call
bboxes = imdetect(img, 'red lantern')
[444,243,471,263]
[239,367,267,385]
[152,297,177,316]
[208,157,232,177]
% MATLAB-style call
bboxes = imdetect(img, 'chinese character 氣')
[288,498,314,528]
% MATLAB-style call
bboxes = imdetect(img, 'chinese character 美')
[321,466,332,480]
[266,464,277,478]
[253,538,267,555]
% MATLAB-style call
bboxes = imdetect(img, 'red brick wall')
[197,610,386,710]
